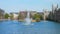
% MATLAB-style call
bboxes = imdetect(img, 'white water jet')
[43,12,48,22]
[24,12,33,25]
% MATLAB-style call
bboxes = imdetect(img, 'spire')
[52,4,58,13]
[52,4,54,13]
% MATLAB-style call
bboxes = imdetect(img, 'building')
[30,11,37,18]
[53,8,60,22]
[48,4,60,22]
[19,11,27,19]
[0,8,5,19]
[10,12,19,20]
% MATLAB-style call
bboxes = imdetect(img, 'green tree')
[39,15,43,20]
[32,13,43,22]
[33,13,41,19]
[4,13,9,19]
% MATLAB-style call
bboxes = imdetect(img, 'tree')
[32,13,43,22]
[39,15,43,20]
[4,13,9,19]
[33,13,42,19]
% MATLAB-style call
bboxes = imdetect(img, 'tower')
[52,4,58,14]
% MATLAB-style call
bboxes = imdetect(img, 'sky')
[0,0,60,13]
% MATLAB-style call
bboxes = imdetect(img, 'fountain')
[43,9,48,22]
[24,12,33,25]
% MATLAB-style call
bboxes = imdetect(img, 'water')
[0,20,60,34]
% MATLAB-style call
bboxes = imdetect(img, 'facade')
[48,4,60,22]
[10,12,18,20]
[30,11,37,18]
[19,11,27,19]
[53,8,60,22]
[0,9,5,19]
[13,13,18,20]
[18,11,28,22]
[19,11,37,19]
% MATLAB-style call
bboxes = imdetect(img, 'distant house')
[53,8,60,22]
[30,11,37,18]
[19,11,27,19]
[0,9,5,19]
[10,12,18,20]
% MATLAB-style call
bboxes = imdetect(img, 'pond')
[0,20,60,34]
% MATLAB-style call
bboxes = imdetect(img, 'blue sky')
[0,0,60,13]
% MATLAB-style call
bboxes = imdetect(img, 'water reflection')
[0,20,4,23]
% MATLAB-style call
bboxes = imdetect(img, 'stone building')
[48,4,60,22]
[10,12,18,20]
[53,8,60,22]
[0,9,5,19]
[18,11,27,19]
[30,11,37,18]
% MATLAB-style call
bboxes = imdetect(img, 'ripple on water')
[0,20,60,34]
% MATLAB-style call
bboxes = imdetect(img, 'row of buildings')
[0,9,43,21]
[0,4,60,22]
[47,4,60,22]
[9,11,37,20]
